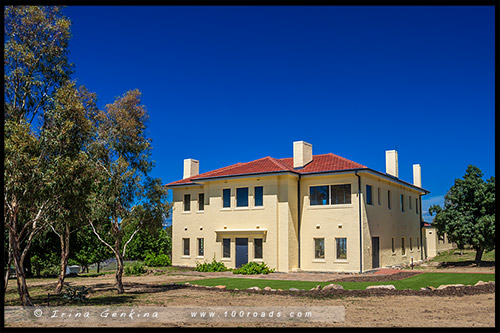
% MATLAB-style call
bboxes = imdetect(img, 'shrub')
[232,262,275,275]
[61,285,91,302]
[124,261,146,276]
[143,252,171,267]
[195,258,230,272]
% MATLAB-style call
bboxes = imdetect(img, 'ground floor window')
[409,237,413,251]
[183,238,190,256]
[314,238,325,259]
[335,238,347,260]
[391,238,395,253]
[417,237,420,250]
[223,238,231,258]
[254,238,263,259]
[198,238,204,256]
[401,237,406,255]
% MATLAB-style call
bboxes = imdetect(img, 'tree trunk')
[115,253,124,294]
[4,240,13,293]
[10,229,33,306]
[55,224,70,293]
[97,262,100,273]
[474,247,484,266]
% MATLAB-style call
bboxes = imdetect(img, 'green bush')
[195,258,230,272]
[61,285,91,303]
[124,261,146,276]
[232,262,275,275]
[143,252,171,267]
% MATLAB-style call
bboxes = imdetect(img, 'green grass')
[430,248,495,263]
[179,272,495,291]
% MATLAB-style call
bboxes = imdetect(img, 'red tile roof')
[166,153,367,186]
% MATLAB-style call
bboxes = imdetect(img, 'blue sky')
[62,6,495,222]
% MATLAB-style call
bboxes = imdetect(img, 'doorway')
[235,238,248,268]
[372,237,380,269]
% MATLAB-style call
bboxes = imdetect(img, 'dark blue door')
[235,238,248,268]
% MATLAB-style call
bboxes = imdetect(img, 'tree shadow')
[438,260,496,268]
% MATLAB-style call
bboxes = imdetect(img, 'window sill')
[334,260,349,264]
[196,210,204,214]
[251,206,264,210]
[196,256,204,259]
[312,259,326,263]
[181,256,190,259]
[221,258,231,262]
[182,211,191,214]
[234,207,250,211]
[307,204,353,210]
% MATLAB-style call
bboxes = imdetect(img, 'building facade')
[166,141,430,273]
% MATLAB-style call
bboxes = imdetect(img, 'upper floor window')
[183,194,191,212]
[236,187,249,207]
[254,186,263,207]
[400,194,405,212]
[310,184,351,206]
[198,193,204,211]
[377,187,381,205]
[366,185,373,205]
[222,189,231,208]
[387,190,391,209]
[416,198,419,214]
[409,196,412,210]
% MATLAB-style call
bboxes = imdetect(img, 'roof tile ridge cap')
[327,152,368,168]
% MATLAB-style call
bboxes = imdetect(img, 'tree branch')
[89,219,118,257]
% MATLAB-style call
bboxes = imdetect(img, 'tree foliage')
[429,165,495,265]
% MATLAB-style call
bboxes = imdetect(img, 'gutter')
[419,194,424,260]
[355,170,363,273]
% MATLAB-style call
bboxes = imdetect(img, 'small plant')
[124,261,146,276]
[195,258,230,272]
[232,262,275,275]
[61,285,91,302]
[143,252,171,267]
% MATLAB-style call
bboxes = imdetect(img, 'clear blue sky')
[62,6,495,222]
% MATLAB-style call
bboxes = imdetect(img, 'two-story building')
[166,141,430,273]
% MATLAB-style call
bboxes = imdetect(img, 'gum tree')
[429,165,495,265]
[88,90,170,293]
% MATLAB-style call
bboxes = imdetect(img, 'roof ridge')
[266,156,295,171]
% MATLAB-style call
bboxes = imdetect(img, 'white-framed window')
[183,194,191,212]
[198,193,204,211]
[310,184,351,206]
[335,238,347,260]
[314,238,325,259]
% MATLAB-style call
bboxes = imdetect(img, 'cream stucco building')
[166,141,430,273]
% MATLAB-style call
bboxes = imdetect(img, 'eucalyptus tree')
[4,5,73,305]
[429,165,495,265]
[88,90,170,293]
[41,82,99,293]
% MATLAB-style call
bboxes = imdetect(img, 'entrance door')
[235,238,248,268]
[372,237,380,269]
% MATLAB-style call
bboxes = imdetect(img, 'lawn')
[430,248,495,263]
[179,272,495,291]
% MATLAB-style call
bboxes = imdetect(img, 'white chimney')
[183,158,199,179]
[385,150,398,178]
[293,141,313,168]
[413,164,422,187]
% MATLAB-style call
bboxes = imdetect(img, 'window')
[417,237,420,250]
[314,238,325,259]
[336,238,347,260]
[254,238,263,259]
[400,194,405,212]
[331,184,351,204]
[254,186,263,207]
[183,238,190,256]
[410,237,413,251]
[236,187,248,207]
[310,186,329,205]
[366,185,373,205]
[409,196,412,210]
[198,193,204,211]
[416,198,419,214]
[391,238,395,253]
[198,238,204,256]
[222,189,231,208]
[401,237,406,255]
[183,194,191,212]
[310,184,351,205]
[377,187,381,205]
[388,190,391,209]
[222,238,231,258]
